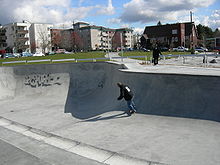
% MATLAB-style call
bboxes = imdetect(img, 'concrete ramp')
[0,62,220,121]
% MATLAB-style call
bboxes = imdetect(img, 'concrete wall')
[0,63,219,122]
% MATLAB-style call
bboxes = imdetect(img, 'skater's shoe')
[129,110,136,115]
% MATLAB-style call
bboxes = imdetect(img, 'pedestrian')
[152,44,162,65]
[117,82,136,115]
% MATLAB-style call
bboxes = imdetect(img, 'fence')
[1,53,219,66]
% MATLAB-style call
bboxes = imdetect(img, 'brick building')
[141,22,198,49]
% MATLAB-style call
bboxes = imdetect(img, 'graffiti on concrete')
[24,74,61,88]
[98,81,104,88]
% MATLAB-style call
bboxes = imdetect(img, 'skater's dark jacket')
[117,84,133,101]
[153,47,161,58]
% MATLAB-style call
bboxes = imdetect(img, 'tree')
[214,28,220,37]
[71,31,83,51]
[51,32,62,50]
[196,24,214,40]
[157,21,162,26]
[37,26,51,54]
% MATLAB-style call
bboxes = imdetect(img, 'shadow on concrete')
[64,62,126,119]
[79,112,130,122]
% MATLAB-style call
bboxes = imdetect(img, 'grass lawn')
[0,51,106,66]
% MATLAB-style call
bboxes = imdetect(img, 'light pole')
[107,31,110,58]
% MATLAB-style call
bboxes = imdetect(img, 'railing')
[1,53,219,66]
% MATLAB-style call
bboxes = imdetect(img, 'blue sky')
[0,0,219,33]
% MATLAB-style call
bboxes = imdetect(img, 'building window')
[172,29,177,34]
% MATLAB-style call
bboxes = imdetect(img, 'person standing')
[117,82,136,115]
[152,44,162,65]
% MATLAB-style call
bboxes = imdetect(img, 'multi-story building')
[112,28,133,50]
[141,22,198,49]
[60,22,133,51]
[29,23,53,53]
[3,21,31,53]
[72,22,116,51]
[0,26,7,50]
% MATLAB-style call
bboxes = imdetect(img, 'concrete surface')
[0,56,220,165]
[0,126,105,165]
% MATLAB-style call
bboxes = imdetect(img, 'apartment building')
[0,21,53,53]
[0,26,7,50]
[3,21,31,53]
[29,23,53,53]
[59,22,133,51]
[72,22,115,51]
[112,28,133,50]
[141,22,198,49]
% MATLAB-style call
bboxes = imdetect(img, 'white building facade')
[3,21,31,53]
[29,23,53,53]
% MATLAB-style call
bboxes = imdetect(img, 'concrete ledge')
[0,116,168,165]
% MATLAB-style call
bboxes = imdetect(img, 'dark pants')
[153,57,158,65]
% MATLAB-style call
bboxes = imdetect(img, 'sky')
[0,0,220,34]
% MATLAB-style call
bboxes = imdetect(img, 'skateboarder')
[117,82,136,115]
[152,44,162,65]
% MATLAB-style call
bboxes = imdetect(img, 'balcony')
[0,36,7,40]
[0,29,6,33]
[16,37,29,41]
[16,30,29,34]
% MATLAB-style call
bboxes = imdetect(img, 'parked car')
[142,48,151,52]
[195,47,208,52]
[64,51,73,54]
[33,52,45,56]
[173,46,189,51]
[21,52,33,57]
[48,51,55,55]
[214,47,220,54]
[3,53,15,58]
[13,53,21,58]
[55,49,66,54]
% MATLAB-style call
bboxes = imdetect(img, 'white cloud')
[200,10,220,30]
[96,0,115,15]
[133,27,144,34]
[120,0,215,24]
[107,18,121,24]
[0,0,95,25]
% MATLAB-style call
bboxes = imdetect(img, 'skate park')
[0,53,220,165]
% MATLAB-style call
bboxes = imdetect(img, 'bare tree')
[72,31,83,51]
[37,26,51,53]
[51,31,62,50]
